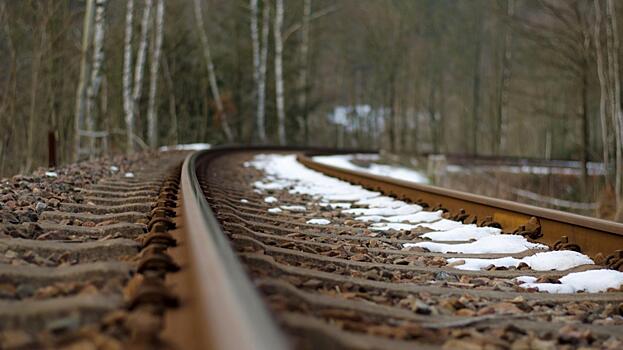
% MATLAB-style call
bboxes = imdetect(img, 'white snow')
[247,154,381,204]
[268,208,282,214]
[369,223,422,231]
[359,210,443,224]
[420,219,466,231]
[405,235,547,254]
[240,199,249,203]
[344,204,422,216]
[159,143,211,151]
[110,166,119,172]
[264,196,278,203]
[447,251,593,271]
[45,171,58,178]
[517,269,623,293]
[307,218,331,225]
[280,205,306,212]
[124,172,135,178]
[313,154,429,184]
[421,225,501,242]
[355,196,408,208]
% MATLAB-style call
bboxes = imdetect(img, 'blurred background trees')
[0,0,622,217]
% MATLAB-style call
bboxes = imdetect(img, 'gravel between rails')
[199,152,623,350]
[0,151,186,349]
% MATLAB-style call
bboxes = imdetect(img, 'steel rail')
[298,153,623,258]
[179,150,289,350]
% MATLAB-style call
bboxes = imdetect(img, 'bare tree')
[594,0,610,187]
[74,0,95,160]
[274,0,286,145]
[250,0,270,143]
[132,0,153,137]
[147,0,164,148]
[297,0,311,144]
[496,0,514,155]
[193,0,233,142]
[85,0,107,157]
[605,0,623,215]
[122,0,135,154]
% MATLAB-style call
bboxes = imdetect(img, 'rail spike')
[513,216,542,240]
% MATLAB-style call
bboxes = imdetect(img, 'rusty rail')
[297,153,623,259]
[171,150,288,350]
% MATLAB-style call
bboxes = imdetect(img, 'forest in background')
[0,0,622,218]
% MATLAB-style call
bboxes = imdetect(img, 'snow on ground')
[264,196,278,203]
[358,211,443,224]
[248,154,620,294]
[421,225,501,241]
[447,251,594,271]
[45,171,58,178]
[516,269,623,293]
[405,235,547,254]
[307,218,331,225]
[158,143,211,151]
[110,166,119,172]
[313,154,429,184]
[280,205,306,212]
[124,172,135,178]
[240,199,249,203]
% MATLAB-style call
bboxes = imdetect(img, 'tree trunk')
[606,0,622,211]
[147,0,164,148]
[74,0,95,160]
[122,0,135,154]
[250,0,262,141]
[471,17,482,155]
[594,0,610,187]
[297,0,311,144]
[274,0,286,145]
[606,0,623,217]
[193,0,233,142]
[496,0,514,155]
[85,0,107,158]
[132,0,153,141]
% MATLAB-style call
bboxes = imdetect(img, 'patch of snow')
[240,199,249,203]
[405,235,547,254]
[419,219,466,231]
[307,218,331,225]
[355,196,407,209]
[124,172,135,178]
[369,223,421,231]
[45,171,58,178]
[264,196,278,203]
[448,251,593,271]
[268,208,282,214]
[280,205,306,212]
[517,269,623,293]
[313,154,429,184]
[421,226,501,242]
[359,210,443,224]
[159,143,211,151]
[110,166,119,172]
[344,204,422,216]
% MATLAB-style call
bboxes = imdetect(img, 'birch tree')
[297,0,311,144]
[122,0,135,154]
[147,0,164,148]
[250,0,270,143]
[193,0,233,142]
[605,0,623,216]
[85,0,107,157]
[594,0,609,187]
[274,0,286,145]
[496,0,514,155]
[74,0,95,160]
[132,0,153,135]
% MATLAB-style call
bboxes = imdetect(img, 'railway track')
[1,146,623,349]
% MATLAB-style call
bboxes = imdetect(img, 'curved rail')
[298,153,623,258]
[178,150,289,350]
